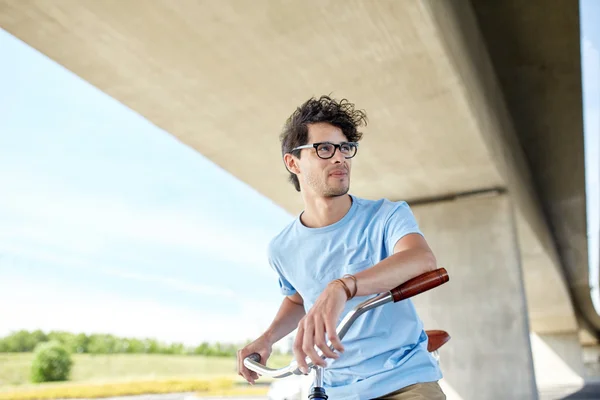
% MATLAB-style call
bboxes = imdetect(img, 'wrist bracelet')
[331,278,352,300]
[343,274,358,299]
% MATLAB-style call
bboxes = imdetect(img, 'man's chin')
[324,186,350,198]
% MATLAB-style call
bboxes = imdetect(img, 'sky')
[581,0,600,311]
[0,2,599,346]
[0,28,295,346]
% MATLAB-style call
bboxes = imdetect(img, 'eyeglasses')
[290,142,359,159]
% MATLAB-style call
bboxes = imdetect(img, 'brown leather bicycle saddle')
[425,330,451,352]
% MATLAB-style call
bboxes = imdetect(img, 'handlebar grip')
[246,353,261,363]
[391,268,449,302]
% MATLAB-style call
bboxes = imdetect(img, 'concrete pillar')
[410,193,538,400]
[531,332,584,390]
[582,345,600,379]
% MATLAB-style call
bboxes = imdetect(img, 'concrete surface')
[531,333,585,388]
[539,381,600,400]
[0,0,586,343]
[469,0,598,343]
[411,193,537,399]
[0,0,595,394]
[0,0,505,212]
[423,0,580,337]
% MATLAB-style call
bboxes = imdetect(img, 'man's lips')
[329,170,347,177]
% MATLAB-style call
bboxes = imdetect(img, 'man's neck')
[300,194,352,228]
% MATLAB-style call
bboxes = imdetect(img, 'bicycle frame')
[244,268,449,399]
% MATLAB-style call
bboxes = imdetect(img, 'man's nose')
[331,147,345,163]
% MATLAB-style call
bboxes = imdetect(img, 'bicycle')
[244,268,450,400]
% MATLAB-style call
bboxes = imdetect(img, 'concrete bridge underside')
[0,0,595,397]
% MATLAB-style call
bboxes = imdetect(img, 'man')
[237,96,445,399]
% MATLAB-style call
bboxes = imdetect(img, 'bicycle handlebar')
[243,267,449,378]
[391,268,449,302]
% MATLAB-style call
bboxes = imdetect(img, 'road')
[82,394,265,400]
[73,383,600,400]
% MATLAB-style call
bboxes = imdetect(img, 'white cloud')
[0,275,281,345]
[0,170,289,346]
[0,189,278,278]
[1,247,235,300]
[0,242,285,345]
[0,28,294,350]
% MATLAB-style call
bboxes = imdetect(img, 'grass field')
[0,352,293,399]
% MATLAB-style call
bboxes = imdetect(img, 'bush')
[30,341,73,383]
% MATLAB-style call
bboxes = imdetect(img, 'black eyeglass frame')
[290,142,359,160]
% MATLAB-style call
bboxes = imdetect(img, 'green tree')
[124,338,144,354]
[143,338,159,354]
[194,342,210,355]
[73,333,90,353]
[0,330,243,358]
[2,330,45,352]
[30,330,48,348]
[47,331,77,351]
[87,334,118,354]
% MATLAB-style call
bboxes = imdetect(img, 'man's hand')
[236,335,273,385]
[293,281,348,374]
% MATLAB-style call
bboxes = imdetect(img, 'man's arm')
[292,233,437,373]
[237,292,305,384]
[340,233,436,297]
[263,292,306,344]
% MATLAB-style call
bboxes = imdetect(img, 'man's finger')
[241,365,254,384]
[314,316,337,360]
[325,316,344,353]
[249,371,258,384]
[238,351,256,384]
[243,364,254,384]
[236,351,247,381]
[294,322,309,374]
[302,319,323,369]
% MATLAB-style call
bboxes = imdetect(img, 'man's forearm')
[262,296,306,345]
[345,248,436,298]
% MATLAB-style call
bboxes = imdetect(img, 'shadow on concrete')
[562,382,600,399]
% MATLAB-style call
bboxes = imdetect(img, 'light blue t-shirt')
[268,194,442,400]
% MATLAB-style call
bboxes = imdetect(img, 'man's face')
[295,122,353,198]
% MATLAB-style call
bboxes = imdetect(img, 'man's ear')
[283,153,301,175]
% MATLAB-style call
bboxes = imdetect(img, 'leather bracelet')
[331,278,352,300]
[343,274,358,299]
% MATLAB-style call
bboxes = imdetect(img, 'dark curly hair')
[280,95,367,192]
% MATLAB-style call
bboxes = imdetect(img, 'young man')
[237,96,445,399]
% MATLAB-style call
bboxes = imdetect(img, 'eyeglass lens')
[316,143,357,159]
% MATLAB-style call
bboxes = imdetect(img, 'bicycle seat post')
[308,366,328,400]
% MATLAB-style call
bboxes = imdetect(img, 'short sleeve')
[275,272,297,296]
[384,201,424,255]
[268,245,297,296]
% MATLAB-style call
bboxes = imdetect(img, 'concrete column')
[582,345,600,379]
[410,193,538,400]
[531,332,584,389]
